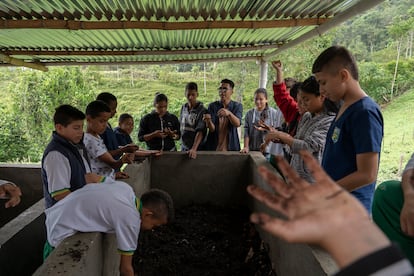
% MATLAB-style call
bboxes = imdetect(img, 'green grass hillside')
[378,89,414,184]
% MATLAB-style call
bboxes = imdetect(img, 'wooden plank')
[0,54,48,71]
[0,18,329,30]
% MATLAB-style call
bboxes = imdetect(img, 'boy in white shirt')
[44,181,174,276]
[83,100,134,180]
[42,105,104,209]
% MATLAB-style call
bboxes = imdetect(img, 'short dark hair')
[118,113,133,124]
[312,46,359,80]
[221,79,234,89]
[185,82,198,92]
[154,93,168,105]
[284,77,297,89]
[96,92,117,105]
[290,82,302,101]
[300,76,320,96]
[85,100,111,118]
[54,105,85,126]
[141,189,174,222]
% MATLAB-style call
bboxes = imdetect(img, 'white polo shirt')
[45,181,141,255]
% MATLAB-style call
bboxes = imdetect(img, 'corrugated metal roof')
[0,0,384,70]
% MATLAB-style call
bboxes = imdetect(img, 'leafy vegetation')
[0,0,413,183]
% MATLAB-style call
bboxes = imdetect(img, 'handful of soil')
[133,203,276,276]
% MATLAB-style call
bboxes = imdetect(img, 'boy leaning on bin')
[44,181,174,276]
[41,104,105,209]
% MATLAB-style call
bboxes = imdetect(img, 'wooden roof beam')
[0,18,329,30]
[34,56,260,66]
[3,43,282,57]
[0,53,48,71]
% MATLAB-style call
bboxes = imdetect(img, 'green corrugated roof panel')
[0,0,381,67]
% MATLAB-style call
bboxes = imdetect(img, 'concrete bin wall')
[2,152,337,276]
[0,164,43,228]
[0,165,45,276]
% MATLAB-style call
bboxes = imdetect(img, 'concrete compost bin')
[0,165,46,276]
[1,152,337,276]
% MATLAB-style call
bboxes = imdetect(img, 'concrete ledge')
[248,152,338,276]
[33,232,103,276]
[0,198,44,246]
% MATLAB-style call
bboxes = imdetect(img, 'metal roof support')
[263,0,385,60]
[258,58,268,89]
[0,54,48,72]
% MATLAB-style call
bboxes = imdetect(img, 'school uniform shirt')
[101,124,119,151]
[45,181,141,255]
[322,97,383,213]
[114,127,133,146]
[83,133,115,179]
[179,101,207,151]
[244,106,284,153]
[42,132,92,208]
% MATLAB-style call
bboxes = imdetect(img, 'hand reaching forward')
[0,183,22,208]
[247,150,390,268]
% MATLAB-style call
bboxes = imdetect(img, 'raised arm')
[271,61,299,123]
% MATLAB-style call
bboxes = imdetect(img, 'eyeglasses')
[218,87,230,92]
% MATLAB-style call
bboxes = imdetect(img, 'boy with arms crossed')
[312,46,383,212]
[42,105,103,209]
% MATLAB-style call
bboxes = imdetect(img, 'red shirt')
[272,81,301,136]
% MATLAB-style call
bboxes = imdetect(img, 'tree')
[7,67,98,161]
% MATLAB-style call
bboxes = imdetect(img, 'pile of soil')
[133,203,276,276]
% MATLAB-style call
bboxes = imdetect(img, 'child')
[241,88,284,159]
[138,93,181,151]
[44,181,174,275]
[83,100,134,180]
[179,82,207,159]
[312,45,384,212]
[42,105,104,209]
[265,76,338,183]
[97,92,138,158]
[114,113,134,146]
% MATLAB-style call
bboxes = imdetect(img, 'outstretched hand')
[247,151,390,268]
[0,183,22,208]
[254,120,275,132]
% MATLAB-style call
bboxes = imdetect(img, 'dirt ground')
[133,203,276,276]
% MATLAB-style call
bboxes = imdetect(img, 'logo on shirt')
[332,127,340,143]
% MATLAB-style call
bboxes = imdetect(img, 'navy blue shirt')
[205,100,243,151]
[114,127,133,146]
[322,97,383,213]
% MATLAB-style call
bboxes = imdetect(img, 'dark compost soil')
[133,203,276,276]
